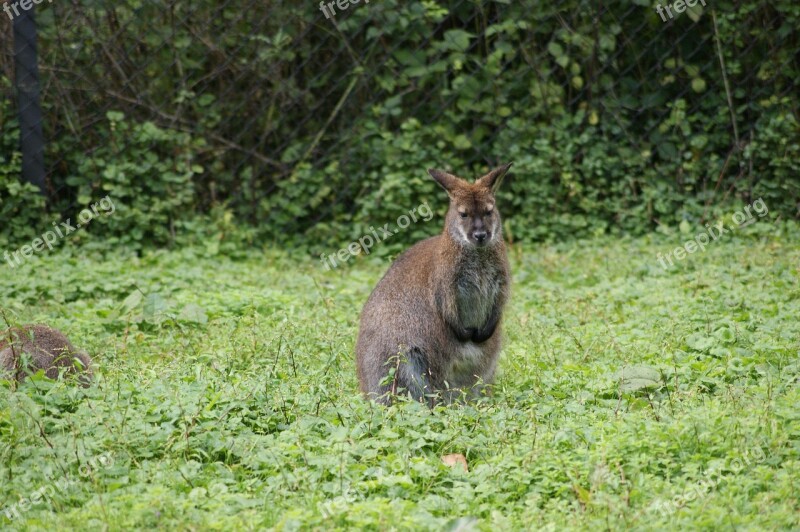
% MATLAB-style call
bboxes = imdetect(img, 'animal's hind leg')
[379,347,432,405]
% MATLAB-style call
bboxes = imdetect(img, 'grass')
[0,220,799,530]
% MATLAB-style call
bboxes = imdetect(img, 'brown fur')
[0,325,93,387]
[356,163,513,404]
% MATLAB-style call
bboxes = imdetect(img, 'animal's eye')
[459,212,468,218]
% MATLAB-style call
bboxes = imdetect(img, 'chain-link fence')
[1,0,798,247]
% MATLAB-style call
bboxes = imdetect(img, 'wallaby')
[356,163,513,404]
[0,325,93,387]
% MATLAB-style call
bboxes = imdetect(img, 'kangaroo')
[356,163,512,405]
[0,325,93,387]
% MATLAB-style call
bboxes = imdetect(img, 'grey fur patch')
[0,347,13,380]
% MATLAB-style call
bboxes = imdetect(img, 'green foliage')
[0,81,44,249]
[0,0,798,251]
[58,112,203,247]
[1,225,799,529]
[279,0,800,254]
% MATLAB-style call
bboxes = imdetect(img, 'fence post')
[13,6,46,196]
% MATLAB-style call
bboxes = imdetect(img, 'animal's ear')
[75,352,92,371]
[477,162,513,193]
[427,168,461,193]
[75,352,94,387]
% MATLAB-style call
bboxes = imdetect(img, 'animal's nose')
[473,231,487,243]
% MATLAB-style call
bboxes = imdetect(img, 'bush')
[0,0,797,251]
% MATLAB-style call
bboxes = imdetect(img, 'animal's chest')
[454,266,501,329]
